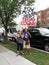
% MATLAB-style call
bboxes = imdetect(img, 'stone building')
[37,8,49,27]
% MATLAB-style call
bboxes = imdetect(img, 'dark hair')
[23,29,25,32]
[27,29,30,32]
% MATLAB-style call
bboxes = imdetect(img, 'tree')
[36,19,41,28]
[8,22,17,27]
[0,0,35,43]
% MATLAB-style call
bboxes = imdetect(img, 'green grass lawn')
[1,43,49,65]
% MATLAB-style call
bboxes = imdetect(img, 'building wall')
[37,8,49,27]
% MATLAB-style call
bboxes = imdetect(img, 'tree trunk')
[4,27,8,44]
[4,17,9,43]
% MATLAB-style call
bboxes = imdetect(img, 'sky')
[34,0,49,11]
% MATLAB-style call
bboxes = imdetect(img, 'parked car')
[7,28,17,41]
[30,28,49,51]
[0,27,17,42]
[42,26,49,29]
[0,27,5,41]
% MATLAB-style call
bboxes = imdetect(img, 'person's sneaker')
[16,54,19,56]
[20,51,24,56]
[16,51,19,56]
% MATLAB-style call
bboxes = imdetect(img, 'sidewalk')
[0,45,36,65]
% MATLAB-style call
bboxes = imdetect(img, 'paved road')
[0,45,36,65]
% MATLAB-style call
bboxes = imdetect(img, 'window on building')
[38,13,40,16]
[47,11,49,14]
[44,18,45,21]
[46,17,49,20]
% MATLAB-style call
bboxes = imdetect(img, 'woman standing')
[23,28,31,54]
[16,30,24,55]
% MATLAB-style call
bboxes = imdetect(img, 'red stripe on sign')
[21,18,36,26]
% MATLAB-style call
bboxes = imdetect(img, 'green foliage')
[8,22,17,28]
[28,26,36,30]
[0,0,25,27]
[27,0,35,5]
[2,43,49,65]
[36,19,41,28]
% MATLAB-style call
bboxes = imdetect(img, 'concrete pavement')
[0,45,36,65]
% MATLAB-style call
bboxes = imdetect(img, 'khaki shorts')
[23,41,30,49]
